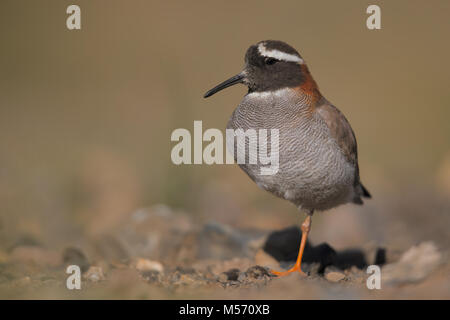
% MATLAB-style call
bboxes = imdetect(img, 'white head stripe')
[258,43,303,64]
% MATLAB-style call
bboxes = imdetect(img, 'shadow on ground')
[263,226,386,274]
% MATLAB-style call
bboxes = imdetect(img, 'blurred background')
[0,1,449,298]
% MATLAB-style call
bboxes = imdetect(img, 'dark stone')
[333,249,367,270]
[263,226,304,262]
[223,268,240,281]
[303,242,337,267]
[246,265,271,279]
[374,247,387,266]
[141,270,161,282]
[62,247,90,273]
[263,225,370,273]
[175,266,196,274]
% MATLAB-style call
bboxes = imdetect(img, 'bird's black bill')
[203,73,245,98]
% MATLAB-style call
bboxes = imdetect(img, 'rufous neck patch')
[297,64,321,104]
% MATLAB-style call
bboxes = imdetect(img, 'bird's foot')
[270,265,307,277]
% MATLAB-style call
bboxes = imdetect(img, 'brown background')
[0,0,449,298]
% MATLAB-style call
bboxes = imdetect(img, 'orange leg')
[271,212,313,277]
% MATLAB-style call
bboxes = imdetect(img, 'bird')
[203,40,371,277]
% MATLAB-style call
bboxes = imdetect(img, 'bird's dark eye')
[265,57,278,65]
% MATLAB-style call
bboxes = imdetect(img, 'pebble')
[135,258,164,273]
[83,266,105,282]
[222,268,240,281]
[325,271,346,282]
[217,272,228,283]
[246,265,271,280]
[63,247,90,273]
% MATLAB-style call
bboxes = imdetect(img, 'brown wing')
[316,99,371,201]
[316,100,357,167]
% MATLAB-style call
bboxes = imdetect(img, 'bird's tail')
[352,183,371,205]
[360,183,371,198]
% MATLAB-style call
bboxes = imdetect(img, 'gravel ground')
[0,204,448,299]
